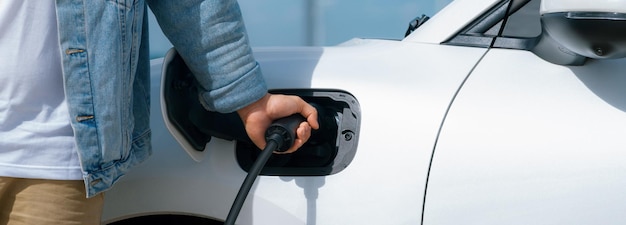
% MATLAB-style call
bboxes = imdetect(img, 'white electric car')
[103,0,626,224]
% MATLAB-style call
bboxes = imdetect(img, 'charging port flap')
[161,49,361,175]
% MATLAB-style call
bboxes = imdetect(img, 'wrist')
[237,93,270,120]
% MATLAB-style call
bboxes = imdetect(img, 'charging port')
[236,89,360,176]
[162,50,361,176]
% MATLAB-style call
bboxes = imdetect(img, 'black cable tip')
[265,114,305,152]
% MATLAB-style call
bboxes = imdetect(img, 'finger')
[251,133,267,151]
[247,124,268,151]
[281,138,305,154]
[300,103,319,130]
[281,122,311,153]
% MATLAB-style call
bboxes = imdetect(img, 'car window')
[442,0,541,48]
[501,0,541,38]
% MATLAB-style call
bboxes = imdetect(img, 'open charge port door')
[237,89,360,176]
[162,52,361,176]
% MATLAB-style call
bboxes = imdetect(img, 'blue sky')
[148,0,452,58]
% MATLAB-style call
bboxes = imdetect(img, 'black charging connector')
[265,114,306,152]
[224,114,305,225]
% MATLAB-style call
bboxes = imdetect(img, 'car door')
[424,0,626,224]
[102,0,496,224]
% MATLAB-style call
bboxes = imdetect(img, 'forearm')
[147,0,267,113]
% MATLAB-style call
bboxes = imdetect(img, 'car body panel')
[102,0,626,224]
[424,49,626,224]
[102,39,488,224]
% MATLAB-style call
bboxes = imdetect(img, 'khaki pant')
[0,177,104,225]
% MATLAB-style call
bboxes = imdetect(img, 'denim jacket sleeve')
[147,0,267,113]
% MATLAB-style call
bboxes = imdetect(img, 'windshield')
[149,0,454,58]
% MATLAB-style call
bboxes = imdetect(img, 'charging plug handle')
[265,114,306,152]
[224,114,305,225]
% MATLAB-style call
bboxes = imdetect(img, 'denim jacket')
[55,0,267,197]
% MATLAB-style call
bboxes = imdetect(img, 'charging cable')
[224,114,305,225]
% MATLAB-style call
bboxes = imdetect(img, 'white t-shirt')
[0,0,82,180]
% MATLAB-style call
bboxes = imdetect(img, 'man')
[0,0,318,224]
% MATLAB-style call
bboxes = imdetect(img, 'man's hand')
[237,93,319,153]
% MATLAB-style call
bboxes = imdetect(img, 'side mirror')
[541,12,626,59]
